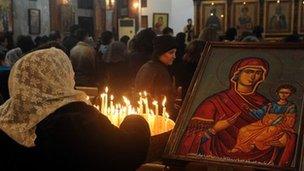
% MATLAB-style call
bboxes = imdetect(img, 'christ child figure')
[230,84,297,153]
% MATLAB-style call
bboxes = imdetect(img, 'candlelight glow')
[162,96,167,106]
[133,2,139,9]
[97,87,175,136]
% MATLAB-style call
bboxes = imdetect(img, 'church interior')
[0,0,304,170]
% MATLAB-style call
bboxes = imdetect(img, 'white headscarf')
[0,47,90,147]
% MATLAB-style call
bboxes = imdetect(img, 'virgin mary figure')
[178,57,296,167]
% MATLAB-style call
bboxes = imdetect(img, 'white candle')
[139,92,143,115]
[152,100,159,116]
[138,101,143,115]
[100,94,105,114]
[104,87,109,114]
[123,96,130,115]
[162,96,167,116]
[143,91,149,114]
[110,95,114,115]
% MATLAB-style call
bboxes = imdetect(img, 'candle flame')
[123,96,130,105]
[162,96,167,106]
[98,87,173,132]
[143,91,147,97]
[152,100,158,106]
[164,112,170,119]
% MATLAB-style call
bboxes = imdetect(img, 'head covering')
[152,35,178,59]
[230,57,269,94]
[0,47,90,147]
[5,47,23,67]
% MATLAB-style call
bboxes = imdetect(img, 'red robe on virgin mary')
[178,57,296,167]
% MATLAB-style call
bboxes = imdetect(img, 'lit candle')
[105,87,109,114]
[110,95,114,114]
[162,96,167,116]
[123,96,130,115]
[100,94,105,114]
[143,91,149,114]
[139,92,143,115]
[152,100,159,116]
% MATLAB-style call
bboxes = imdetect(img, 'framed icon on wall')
[28,9,41,35]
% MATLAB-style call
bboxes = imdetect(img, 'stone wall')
[13,0,50,39]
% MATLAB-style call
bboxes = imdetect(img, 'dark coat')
[104,61,131,97]
[62,35,79,56]
[0,66,10,104]
[135,60,176,119]
[0,102,150,171]
[128,51,152,84]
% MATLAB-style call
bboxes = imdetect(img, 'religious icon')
[264,0,294,35]
[201,1,227,34]
[0,0,13,32]
[28,9,41,34]
[231,0,259,34]
[269,5,287,31]
[205,7,222,31]
[164,42,304,170]
[238,6,252,30]
[153,13,169,35]
[298,0,304,34]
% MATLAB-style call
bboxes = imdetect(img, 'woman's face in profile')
[238,67,263,86]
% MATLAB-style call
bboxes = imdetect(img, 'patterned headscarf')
[0,47,90,147]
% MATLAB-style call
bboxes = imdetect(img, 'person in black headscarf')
[135,35,178,120]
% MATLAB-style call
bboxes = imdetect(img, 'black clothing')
[0,66,10,104]
[128,51,151,84]
[0,102,150,171]
[179,62,197,100]
[62,35,79,55]
[104,61,131,97]
[135,60,176,119]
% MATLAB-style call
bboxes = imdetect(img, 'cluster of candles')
[93,87,175,136]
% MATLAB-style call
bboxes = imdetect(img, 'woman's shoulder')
[37,102,108,130]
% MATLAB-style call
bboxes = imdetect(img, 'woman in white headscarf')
[0,47,150,171]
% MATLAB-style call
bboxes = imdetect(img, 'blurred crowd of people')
[0,20,303,120]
